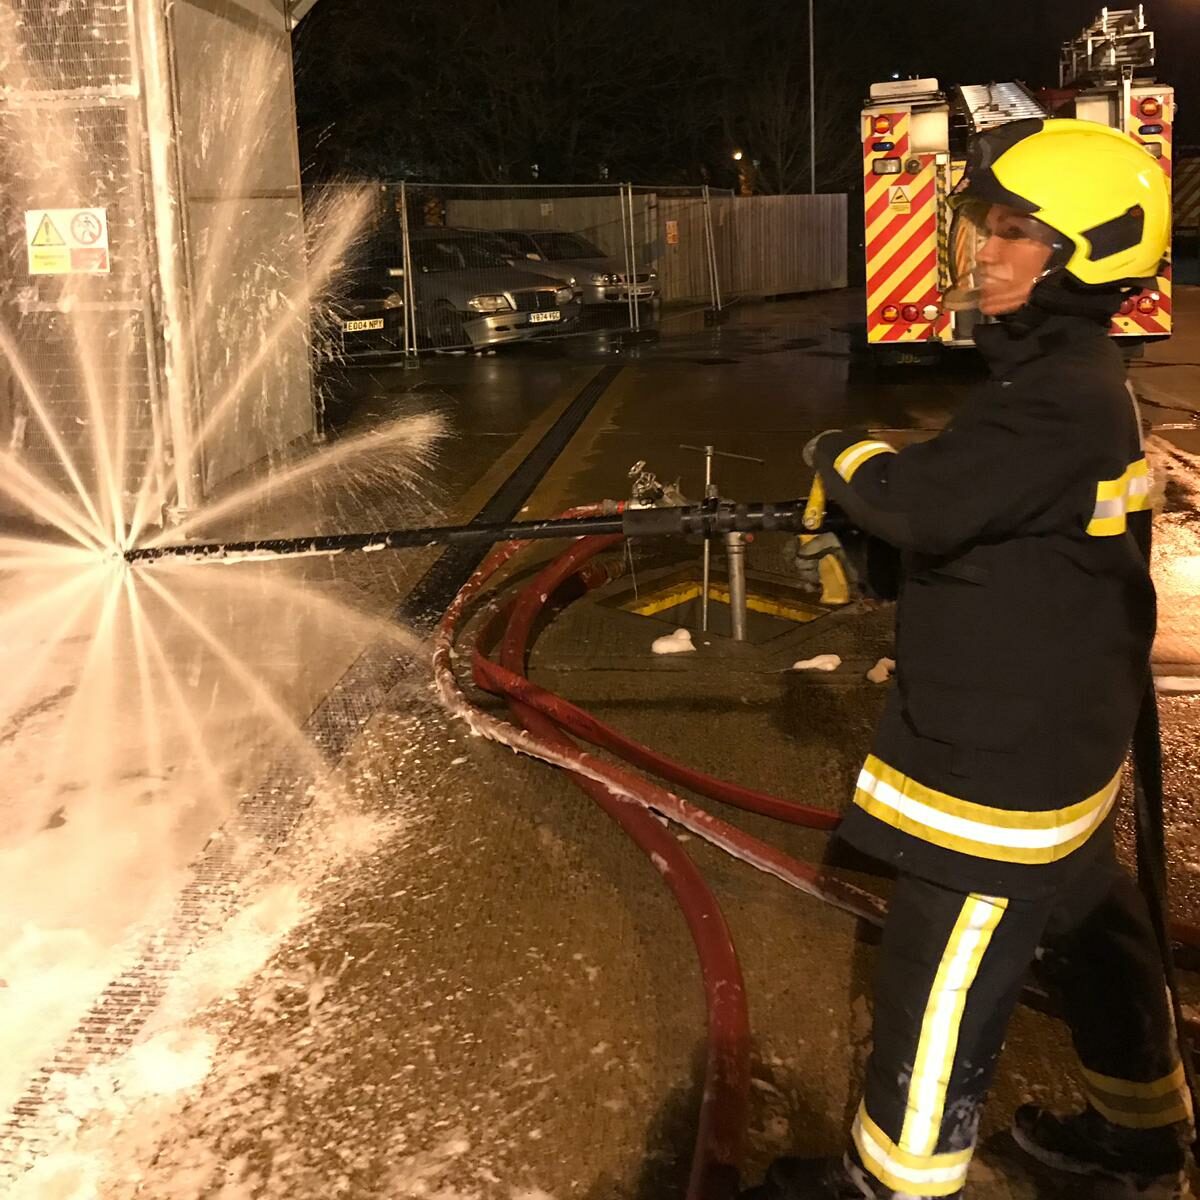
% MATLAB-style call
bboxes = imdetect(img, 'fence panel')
[633,189,720,305]
[724,193,848,299]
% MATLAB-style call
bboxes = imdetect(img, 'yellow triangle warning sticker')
[31,213,65,247]
[889,186,909,206]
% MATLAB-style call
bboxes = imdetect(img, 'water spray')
[123,497,834,565]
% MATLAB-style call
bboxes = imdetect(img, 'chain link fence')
[323,182,847,360]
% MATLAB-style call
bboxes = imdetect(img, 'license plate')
[528,310,562,324]
[342,318,385,332]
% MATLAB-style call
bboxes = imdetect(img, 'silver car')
[487,229,659,306]
[409,229,580,348]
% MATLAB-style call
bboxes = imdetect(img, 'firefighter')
[746,118,1190,1199]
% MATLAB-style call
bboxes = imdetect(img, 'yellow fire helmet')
[949,117,1171,289]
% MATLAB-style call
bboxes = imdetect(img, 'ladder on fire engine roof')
[956,83,1047,132]
[1060,5,1156,86]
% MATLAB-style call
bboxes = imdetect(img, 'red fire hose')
[432,508,1200,1198]
[496,534,748,1200]
[432,511,882,1199]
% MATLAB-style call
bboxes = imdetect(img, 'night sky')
[882,0,1195,127]
[293,1,1199,187]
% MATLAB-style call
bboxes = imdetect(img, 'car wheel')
[429,302,466,350]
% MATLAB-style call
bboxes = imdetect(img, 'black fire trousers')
[848,842,1190,1197]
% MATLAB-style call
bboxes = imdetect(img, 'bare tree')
[294,0,885,190]
[707,4,884,194]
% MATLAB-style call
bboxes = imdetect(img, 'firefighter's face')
[974,206,1057,315]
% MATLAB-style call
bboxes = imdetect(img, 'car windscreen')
[412,238,508,272]
[486,233,534,258]
[530,232,606,261]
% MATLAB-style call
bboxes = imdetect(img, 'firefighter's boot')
[741,1153,959,1199]
[1012,1104,1192,1197]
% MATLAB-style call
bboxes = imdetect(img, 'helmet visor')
[945,199,1073,315]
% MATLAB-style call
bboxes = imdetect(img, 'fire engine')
[861,6,1173,362]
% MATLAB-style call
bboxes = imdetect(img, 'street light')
[732,150,754,196]
[809,0,816,194]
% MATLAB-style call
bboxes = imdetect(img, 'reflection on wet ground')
[9,290,1200,1199]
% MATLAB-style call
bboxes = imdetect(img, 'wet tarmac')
[10,289,1200,1198]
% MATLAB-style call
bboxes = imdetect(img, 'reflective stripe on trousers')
[853,859,1188,1197]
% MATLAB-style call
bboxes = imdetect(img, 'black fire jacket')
[813,314,1155,898]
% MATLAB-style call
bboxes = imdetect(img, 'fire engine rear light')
[1139,97,1162,119]
[873,158,902,175]
[873,116,892,134]
[922,304,941,322]
[1139,124,1163,136]
[872,141,895,151]
[901,304,921,322]
[1137,296,1159,315]
[1120,298,1135,316]
[1143,142,1164,158]
[881,304,900,322]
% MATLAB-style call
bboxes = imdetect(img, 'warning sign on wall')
[666,219,680,246]
[25,208,111,276]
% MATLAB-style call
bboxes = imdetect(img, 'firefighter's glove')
[802,431,841,534]
[803,473,828,532]
[788,531,856,606]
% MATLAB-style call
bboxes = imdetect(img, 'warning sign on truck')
[25,208,110,276]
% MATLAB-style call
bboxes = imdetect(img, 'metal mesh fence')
[8,0,135,90]
[325,181,848,360]
[326,182,726,359]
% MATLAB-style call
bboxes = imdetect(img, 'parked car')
[326,271,405,357]
[486,229,658,307]
[409,229,580,348]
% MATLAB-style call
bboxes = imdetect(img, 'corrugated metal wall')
[171,0,315,492]
[717,193,848,297]
[0,0,161,505]
[1176,157,1200,231]
[1175,157,1200,286]
[0,0,314,521]
[654,194,717,303]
